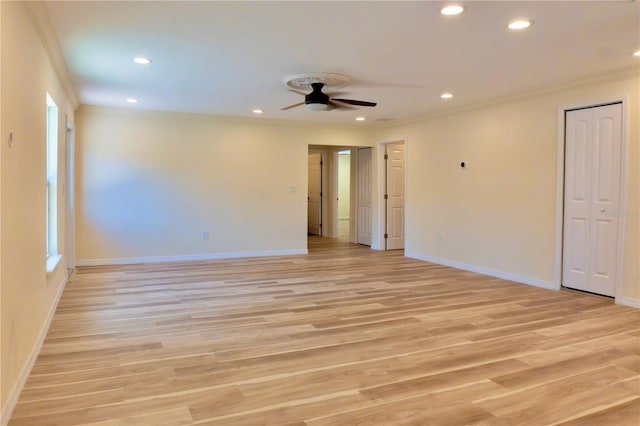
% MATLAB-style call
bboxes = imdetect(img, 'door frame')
[554,96,629,304]
[65,115,75,277]
[377,137,407,250]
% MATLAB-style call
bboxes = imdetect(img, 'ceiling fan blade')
[280,101,305,111]
[332,98,377,107]
[328,100,355,110]
[288,89,308,96]
[325,91,350,98]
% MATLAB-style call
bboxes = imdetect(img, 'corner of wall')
[0,274,68,425]
[24,1,79,109]
[616,296,640,309]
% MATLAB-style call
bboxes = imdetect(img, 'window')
[46,93,59,260]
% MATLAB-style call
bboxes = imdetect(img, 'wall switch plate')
[202,231,209,240]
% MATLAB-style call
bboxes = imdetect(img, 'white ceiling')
[45,1,640,125]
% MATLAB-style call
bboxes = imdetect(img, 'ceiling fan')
[281,82,377,111]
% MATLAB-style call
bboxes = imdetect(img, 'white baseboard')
[76,249,308,267]
[1,275,68,426]
[405,251,556,290]
[616,296,640,309]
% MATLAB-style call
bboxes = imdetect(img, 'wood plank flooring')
[10,237,640,425]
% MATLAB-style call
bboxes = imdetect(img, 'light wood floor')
[10,237,640,425]
[337,219,349,241]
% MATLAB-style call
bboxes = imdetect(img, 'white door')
[308,153,322,236]
[385,143,405,250]
[563,103,622,297]
[357,147,372,246]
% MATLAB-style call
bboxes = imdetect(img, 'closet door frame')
[554,96,630,305]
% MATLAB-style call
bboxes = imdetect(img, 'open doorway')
[307,145,371,248]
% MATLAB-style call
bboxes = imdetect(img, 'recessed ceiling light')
[634,50,640,57]
[356,117,365,121]
[126,98,138,103]
[441,5,465,16]
[133,57,151,65]
[508,20,533,30]
[440,93,454,99]
[252,109,263,114]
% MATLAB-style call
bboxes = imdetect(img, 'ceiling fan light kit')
[306,102,330,111]
[282,73,377,112]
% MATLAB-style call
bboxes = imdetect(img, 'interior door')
[563,103,622,297]
[385,143,405,250]
[308,153,322,236]
[357,147,372,246]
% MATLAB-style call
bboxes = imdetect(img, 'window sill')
[46,254,63,276]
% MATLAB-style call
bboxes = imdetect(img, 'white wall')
[1,1,76,419]
[75,107,373,263]
[375,69,639,304]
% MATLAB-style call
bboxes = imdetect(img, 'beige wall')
[1,2,637,419]
[375,70,639,303]
[75,107,373,263]
[1,1,76,414]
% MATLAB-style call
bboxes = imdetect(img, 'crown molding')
[379,65,640,129]
[24,1,79,109]
[76,104,377,133]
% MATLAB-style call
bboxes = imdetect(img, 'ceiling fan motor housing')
[305,82,329,107]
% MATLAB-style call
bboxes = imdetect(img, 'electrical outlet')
[435,233,443,244]
[202,231,209,240]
